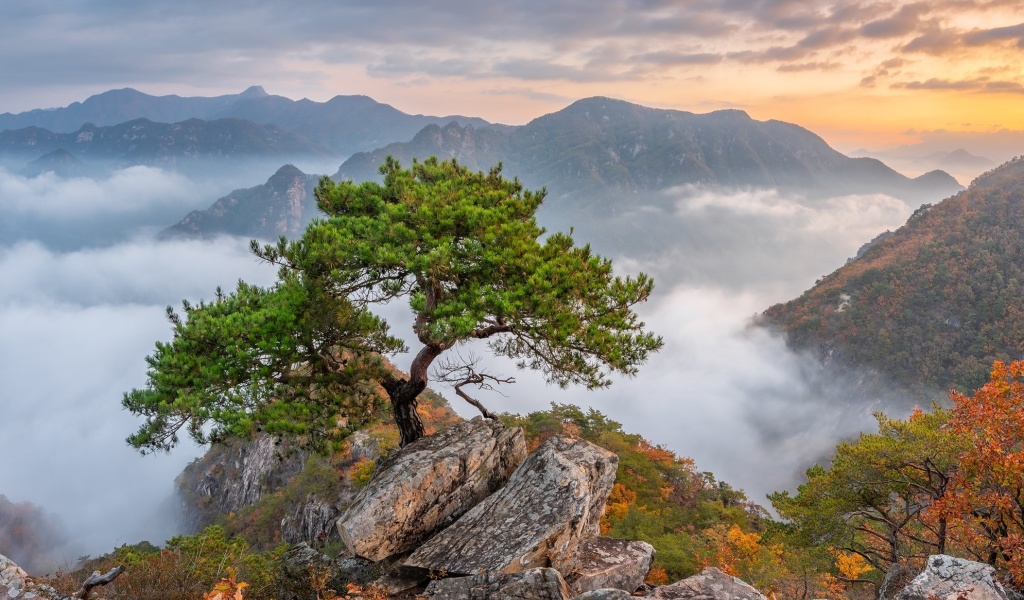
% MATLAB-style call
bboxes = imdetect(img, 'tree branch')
[74,566,125,599]
[432,354,514,420]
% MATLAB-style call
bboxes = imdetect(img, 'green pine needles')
[125,157,662,452]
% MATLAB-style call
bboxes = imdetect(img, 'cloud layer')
[0,165,934,563]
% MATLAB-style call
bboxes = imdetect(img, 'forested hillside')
[764,157,1024,396]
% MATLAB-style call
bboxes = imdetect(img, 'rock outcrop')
[280,494,341,547]
[177,434,308,531]
[896,555,1018,600]
[563,537,654,594]
[648,567,768,600]
[424,568,572,600]
[405,434,618,575]
[1,553,59,600]
[337,418,527,561]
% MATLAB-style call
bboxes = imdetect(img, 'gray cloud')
[963,22,1024,46]
[798,26,856,49]
[634,51,725,66]
[777,61,842,72]
[893,76,1024,94]
[860,3,929,38]
[0,235,278,559]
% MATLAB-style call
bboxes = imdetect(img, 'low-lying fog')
[0,165,924,570]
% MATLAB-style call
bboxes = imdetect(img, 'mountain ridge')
[336,96,961,208]
[0,87,493,156]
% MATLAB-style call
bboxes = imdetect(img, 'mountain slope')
[336,97,961,206]
[162,164,321,240]
[763,157,1024,395]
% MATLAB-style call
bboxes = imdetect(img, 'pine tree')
[125,157,662,450]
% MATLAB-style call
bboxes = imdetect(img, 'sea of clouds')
[0,165,924,569]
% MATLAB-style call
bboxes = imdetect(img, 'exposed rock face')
[162,164,320,240]
[280,494,340,547]
[177,434,308,532]
[424,568,572,600]
[896,555,1018,600]
[337,418,527,561]
[649,567,768,600]
[1,553,58,600]
[563,537,654,594]
[405,435,618,575]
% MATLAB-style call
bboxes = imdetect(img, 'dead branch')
[74,566,125,599]
[432,353,514,420]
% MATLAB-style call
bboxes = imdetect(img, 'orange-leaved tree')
[943,360,1024,583]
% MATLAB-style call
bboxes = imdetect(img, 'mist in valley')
[0,163,930,569]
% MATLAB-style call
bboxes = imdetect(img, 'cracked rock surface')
[337,418,526,561]
[405,434,618,575]
[896,555,1019,600]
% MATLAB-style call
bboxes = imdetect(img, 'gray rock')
[1,553,60,600]
[178,434,308,531]
[406,434,618,576]
[280,493,340,547]
[275,543,344,600]
[896,555,1018,600]
[425,568,571,600]
[275,543,380,600]
[334,556,379,587]
[878,563,919,600]
[649,567,768,600]
[573,589,633,600]
[372,563,430,595]
[337,418,527,561]
[563,537,654,594]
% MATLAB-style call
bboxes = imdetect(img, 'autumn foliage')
[942,360,1024,583]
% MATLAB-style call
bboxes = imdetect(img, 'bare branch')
[432,353,514,420]
[74,566,125,599]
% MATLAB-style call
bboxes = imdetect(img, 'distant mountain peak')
[240,86,268,98]
[707,108,752,120]
[269,163,308,181]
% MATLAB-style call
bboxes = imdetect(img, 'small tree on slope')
[124,157,662,451]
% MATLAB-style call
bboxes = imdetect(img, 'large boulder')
[896,555,1018,600]
[337,418,526,561]
[425,568,572,600]
[563,537,655,594]
[649,567,768,600]
[405,434,618,575]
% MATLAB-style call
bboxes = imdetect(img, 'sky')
[2,1,1023,152]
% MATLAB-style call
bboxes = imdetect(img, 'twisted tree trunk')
[383,343,443,447]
